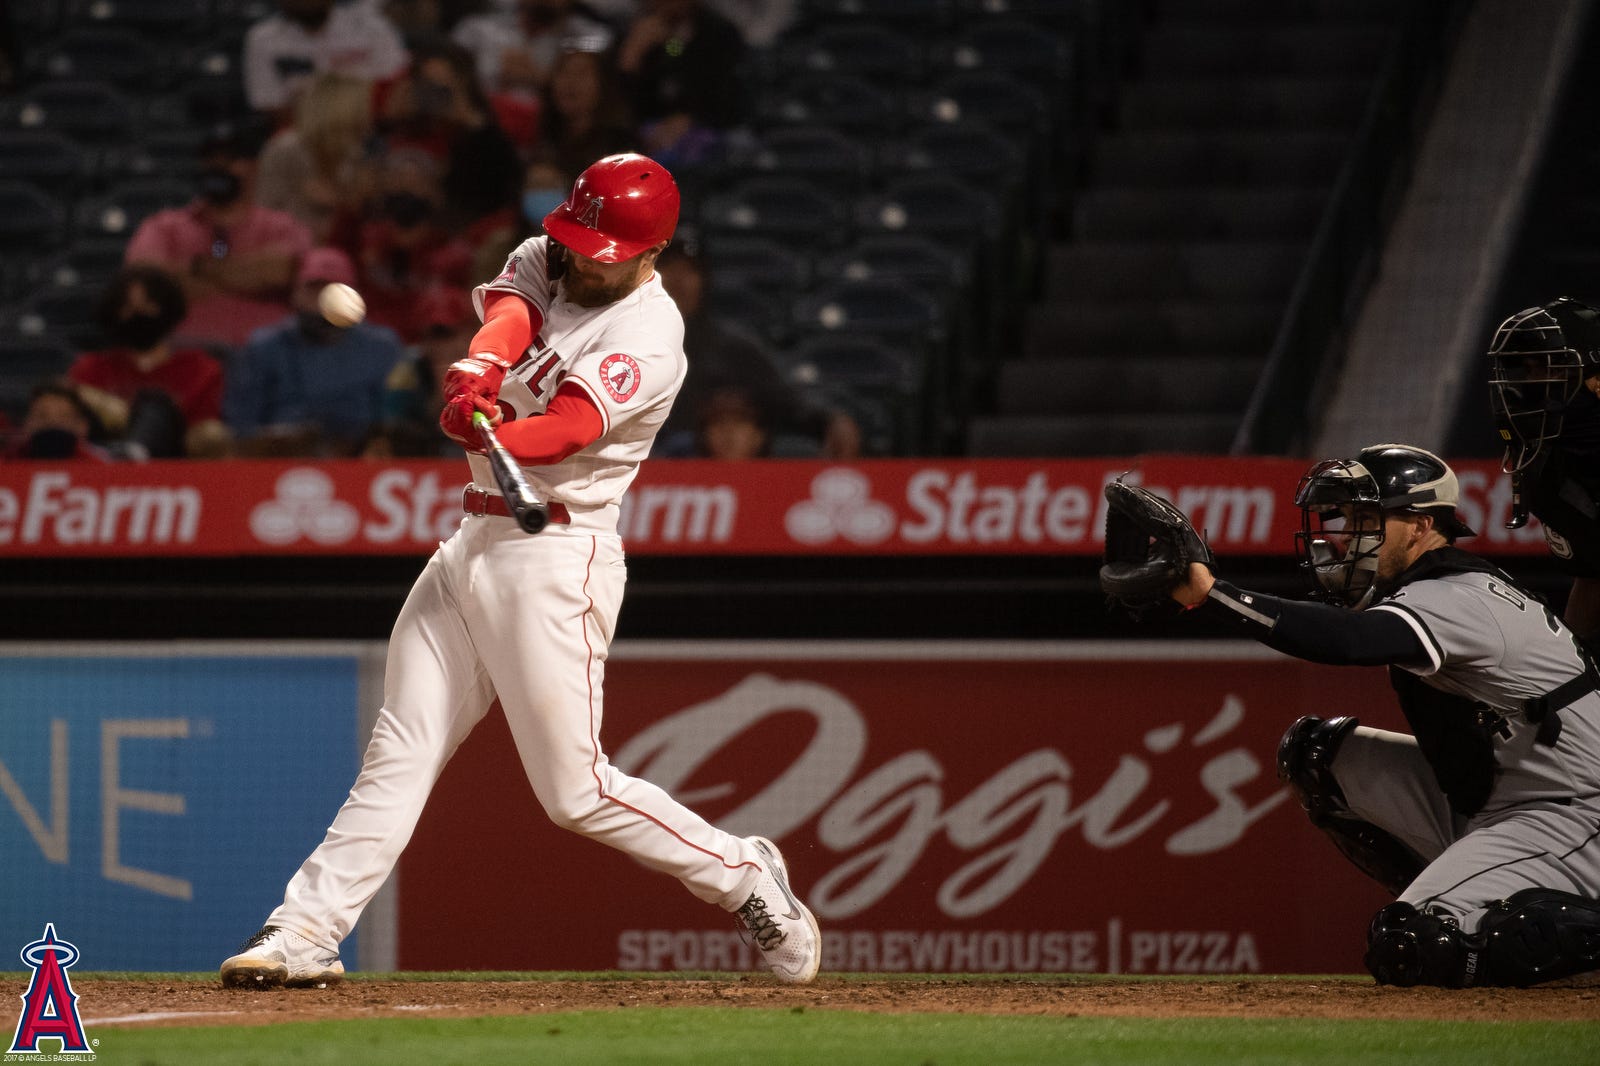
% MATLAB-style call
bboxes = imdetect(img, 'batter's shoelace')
[736,895,786,950]
[236,927,275,953]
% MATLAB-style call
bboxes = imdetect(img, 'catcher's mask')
[1294,444,1475,607]
[1294,459,1387,609]
[1488,296,1600,473]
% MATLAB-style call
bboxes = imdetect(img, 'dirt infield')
[31,975,1599,1029]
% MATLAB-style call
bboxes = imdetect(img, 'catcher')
[1101,444,1600,987]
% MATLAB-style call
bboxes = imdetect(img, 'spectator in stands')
[615,0,746,167]
[68,266,231,460]
[375,283,478,457]
[225,247,406,456]
[347,149,478,340]
[692,386,770,459]
[453,0,615,100]
[256,73,379,244]
[243,0,409,120]
[654,245,860,458]
[471,158,574,282]
[373,40,526,228]
[3,383,111,462]
[125,123,315,350]
[529,48,636,180]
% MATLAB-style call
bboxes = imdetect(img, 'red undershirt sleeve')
[495,382,605,465]
[471,291,543,365]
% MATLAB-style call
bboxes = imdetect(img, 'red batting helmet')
[542,153,680,263]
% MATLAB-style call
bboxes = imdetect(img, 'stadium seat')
[74,179,191,241]
[853,172,1001,254]
[0,336,77,424]
[178,36,252,123]
[699,177,852,252]
[930,18,1075,85]
[26,239,134,298]
[0,82,143,143]
[776,24,926,86]
[887,120,1024,189]
[9,283,109,349]
[799,0,958,27]
[906,70,1053,142]
[705,283,793,347]
[818,233,972,296]
[25,27,172,88]
[751,72,904,136]
[792,276,947,351]
[67,0,213,36]
[102,127,209,185]
[0,131,96,196]
[0,182,70,253]
[781,333,926,453]
[723,125,875,196]
[700,234,813,296]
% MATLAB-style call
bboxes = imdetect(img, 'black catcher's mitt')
[1099,478,1215,620]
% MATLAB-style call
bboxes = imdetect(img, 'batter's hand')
[439,393,501,451]
[443,353,510,406]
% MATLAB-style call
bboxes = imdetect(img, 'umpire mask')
[1489,297,1600,471]
[1293,459,1386,609]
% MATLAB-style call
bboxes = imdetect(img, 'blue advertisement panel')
[0,649,366,971]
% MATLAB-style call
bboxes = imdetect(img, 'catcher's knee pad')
[1278,716,1425,894]
[1276,715,1358,818]
[1475,888,1600,987]
[1364,902,1485,987]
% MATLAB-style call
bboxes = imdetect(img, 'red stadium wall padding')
[396,644,1398,975]
[0,456,1551,557]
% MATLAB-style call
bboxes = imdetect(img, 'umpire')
[1107,444,1600,987]
[1489,296,1600,647]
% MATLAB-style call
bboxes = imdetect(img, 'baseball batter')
[1488,296,1600,646]
[1117,444,1600,987]
[221,153,821,988]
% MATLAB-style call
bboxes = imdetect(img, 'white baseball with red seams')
[245,230,818,983]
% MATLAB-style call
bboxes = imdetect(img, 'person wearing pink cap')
[222,246,406,456]
[221,154,822,989]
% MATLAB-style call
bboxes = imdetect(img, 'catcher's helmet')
[1488,296,1600,472]
[1293,444,1474,607]
[542,153,679,263]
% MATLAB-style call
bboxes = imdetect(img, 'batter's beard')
[563,272,638,308]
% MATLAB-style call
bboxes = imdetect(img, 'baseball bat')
[472,411,550,534]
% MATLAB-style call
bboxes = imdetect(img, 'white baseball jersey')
[468,235,686,531]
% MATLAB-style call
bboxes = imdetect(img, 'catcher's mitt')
[1099,477,1215,620]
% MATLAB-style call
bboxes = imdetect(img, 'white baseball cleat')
[220,926,344,989]
[737,837,822,984]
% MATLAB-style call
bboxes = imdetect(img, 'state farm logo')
[250,469,361,546]
[785,469,896,545]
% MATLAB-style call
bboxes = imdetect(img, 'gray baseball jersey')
[1337,569,1600,931]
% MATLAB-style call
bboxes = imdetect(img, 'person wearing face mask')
[125,123,315,349]
[3,384,111,462]
[224,247,405,457]
[242,0,408,121]
[67,265,230,460]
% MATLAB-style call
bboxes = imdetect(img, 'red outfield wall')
[397,644,1400,975]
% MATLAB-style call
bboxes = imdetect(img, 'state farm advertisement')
[397,644,1401,974]
[0,456,1552,556]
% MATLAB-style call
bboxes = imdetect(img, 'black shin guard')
[1366,891,1600,987]
[1277,716,1427,894]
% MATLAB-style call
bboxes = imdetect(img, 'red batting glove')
[439,393,502,452]
[440,353,511,451]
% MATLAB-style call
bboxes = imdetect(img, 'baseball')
[318,282,366,327]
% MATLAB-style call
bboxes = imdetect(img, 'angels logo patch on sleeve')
[599,353,641,402]
[494,255,522,284]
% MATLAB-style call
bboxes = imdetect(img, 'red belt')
[462,486,570,525]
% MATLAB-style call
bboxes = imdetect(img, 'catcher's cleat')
[737,837,822,984]
[220,926,344,989]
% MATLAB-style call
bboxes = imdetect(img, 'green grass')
[86,1009,1600,1066]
